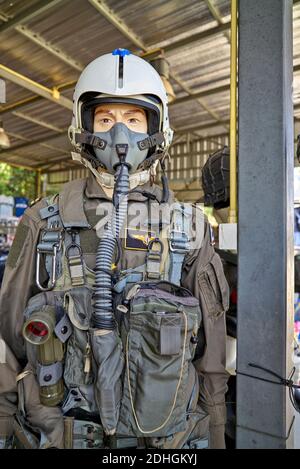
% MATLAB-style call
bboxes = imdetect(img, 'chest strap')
[168,203,192,286]
[113,264,145,293]
[146,238,164,280]
[37,198,85,291]
[36,200,63,291]
[65,230,85,287]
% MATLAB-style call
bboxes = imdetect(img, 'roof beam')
[4,130,69,162]
[12,110,65,133]
[162,22,230,53]
[14,25,84,72]
[170,53,300,106]
[89,0,230,54]
[171,72,229,131]
[171,83,230,106]
[0,131,66,155]
[0,95,42,114]
[0,0,63,34]
[205,0,231,43]
[88,0,146,50]
[38,153,72,169]
[0,80,76,115]
[0,64,73,110]
[0,8,84,73]
[158,0,300,53]
[176,120,229,134]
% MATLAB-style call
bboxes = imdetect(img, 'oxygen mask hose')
[92,144,130,330]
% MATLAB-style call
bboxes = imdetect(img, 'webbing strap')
[113,265,145,293]
[137,132,165,150]
[183,437,209,449]
[146,238,163,280]
[75,130,107,150]
[63,417,74,449]
[36,362,63,387]
[68,256,85,286]
[168,203,191,286]
[36,198,63,291]
[65,231,85,287]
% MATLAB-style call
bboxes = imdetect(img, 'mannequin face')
[93,103,147,133]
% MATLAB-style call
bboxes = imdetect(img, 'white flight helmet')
[68,49,173,173]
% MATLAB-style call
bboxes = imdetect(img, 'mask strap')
[75,130,107,150]
[137,132,165,150]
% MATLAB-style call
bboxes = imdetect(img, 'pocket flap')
[64,287,93,330]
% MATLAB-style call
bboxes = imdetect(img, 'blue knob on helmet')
[112,48,131,57]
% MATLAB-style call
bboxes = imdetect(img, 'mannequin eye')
[98,117,113,124]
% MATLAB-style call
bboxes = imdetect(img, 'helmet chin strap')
[71,152,158,191]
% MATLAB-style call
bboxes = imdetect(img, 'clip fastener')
[36,229,63,291]
[169,229,189,253]
[146,238,164,280]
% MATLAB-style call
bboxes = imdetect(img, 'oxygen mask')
[93,122,149,174]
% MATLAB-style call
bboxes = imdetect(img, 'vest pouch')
[147,406,210,449]
[63,286,94,388]
[145,360,209,449]
[118,281,202,438]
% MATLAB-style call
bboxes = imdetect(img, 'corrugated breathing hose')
[92,160,129,330]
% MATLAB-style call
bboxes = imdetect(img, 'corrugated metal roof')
[0,0,297,174]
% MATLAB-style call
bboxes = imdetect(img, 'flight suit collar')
[59,172,169,229]
[85,172,165,203]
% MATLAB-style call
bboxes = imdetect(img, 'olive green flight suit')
[0,173,229,449]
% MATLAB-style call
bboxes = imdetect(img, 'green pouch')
[63,286,94,387]
[118,281,201,438]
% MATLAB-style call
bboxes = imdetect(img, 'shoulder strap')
[168,202,192,286]
[36,195,63,291]
[36,194,85,290]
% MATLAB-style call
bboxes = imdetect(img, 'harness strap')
[66,230,85,287]
[113,265,145,293]
[146,238,163,280]
[37,196,86,291]
[64,419,138,449]
[36,362,63,387]
[63,416,74,449]
[36,198,63,291]
[168,203,192,286]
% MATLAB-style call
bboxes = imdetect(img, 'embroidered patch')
[124,228,156,251]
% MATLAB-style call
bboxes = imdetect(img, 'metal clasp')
[36,229,63,291]
[169,229,189,253]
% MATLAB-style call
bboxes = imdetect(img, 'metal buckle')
[169,229,189,253]
[36,229,63,291]
[146,238,163,280]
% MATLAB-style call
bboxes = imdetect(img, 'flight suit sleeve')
[0,206,48,440]
[181,211,230,449]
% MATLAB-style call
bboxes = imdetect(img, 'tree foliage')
[0,164,36,201]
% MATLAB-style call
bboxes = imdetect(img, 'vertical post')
[237,0,294,448]
[228,0,238,224]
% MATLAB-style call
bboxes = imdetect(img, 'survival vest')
[20,185,209,450]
